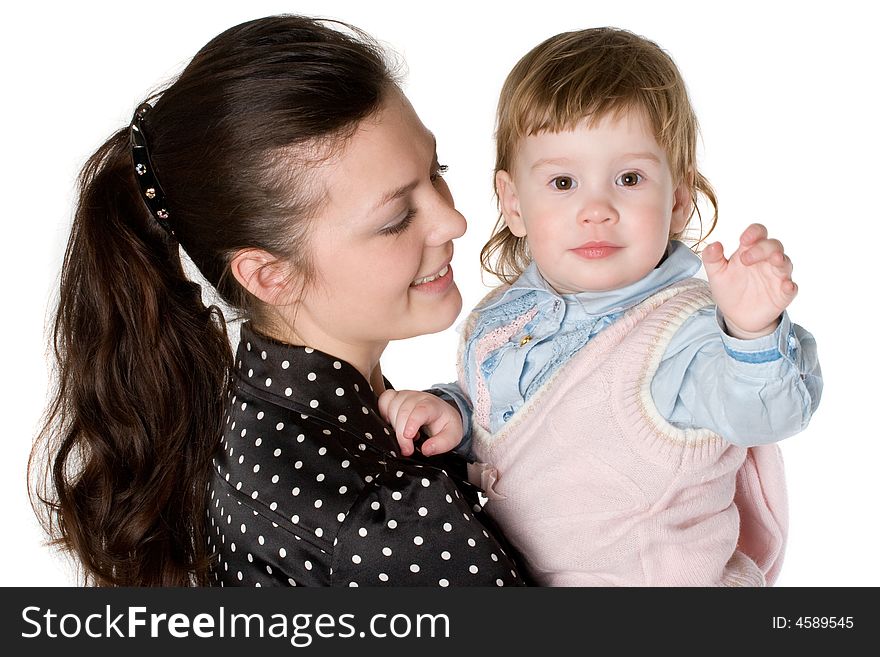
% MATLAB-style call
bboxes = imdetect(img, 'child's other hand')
[377,390,464,457]
[701,223,798,339]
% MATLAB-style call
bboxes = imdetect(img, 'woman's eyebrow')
[370,134,437,212]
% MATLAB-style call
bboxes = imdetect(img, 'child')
[379,27,822,586]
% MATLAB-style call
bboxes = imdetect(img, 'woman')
[31,15,524,587]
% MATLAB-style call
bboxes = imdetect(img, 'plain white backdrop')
[3,0,877,586]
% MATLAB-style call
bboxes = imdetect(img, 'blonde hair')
[482,27,718,283]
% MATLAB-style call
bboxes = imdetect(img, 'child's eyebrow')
[530,157,574,170]
[619,152,661,164]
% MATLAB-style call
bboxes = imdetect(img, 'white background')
[3,0,877,586]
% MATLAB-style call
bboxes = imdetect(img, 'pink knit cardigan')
[460,279,788,586]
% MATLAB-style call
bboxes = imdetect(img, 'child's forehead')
[516,110,664,158]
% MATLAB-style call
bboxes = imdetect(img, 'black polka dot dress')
[206,322,525,587]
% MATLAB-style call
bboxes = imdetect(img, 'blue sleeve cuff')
[716,309,795,364]
[425,383,475,461]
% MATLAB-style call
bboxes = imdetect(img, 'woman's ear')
[670,169,695,235]
[229,248,297,306]
[496,170,527,237]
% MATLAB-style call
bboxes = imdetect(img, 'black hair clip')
[130,103,175,237]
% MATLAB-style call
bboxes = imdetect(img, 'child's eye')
[380,209,416,236]
[616,171,643,187]
[551,176,576,191]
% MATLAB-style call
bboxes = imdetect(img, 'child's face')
[497,110,691,294]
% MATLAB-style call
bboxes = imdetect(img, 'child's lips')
[571,242,621,259]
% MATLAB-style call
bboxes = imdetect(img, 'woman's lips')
[410,263,454,293]
[571,242,620,260]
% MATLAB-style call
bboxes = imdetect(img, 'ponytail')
[31,129,232,586]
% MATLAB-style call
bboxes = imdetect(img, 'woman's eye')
[551,176,576,191]
[616,171,643,187]
[430,164,449,183]
[380,209,416,236]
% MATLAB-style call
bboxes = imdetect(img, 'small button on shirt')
[206,322,525,587]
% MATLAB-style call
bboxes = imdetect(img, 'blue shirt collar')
[482,240,702,317]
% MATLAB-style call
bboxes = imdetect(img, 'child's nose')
[578,196,619,224]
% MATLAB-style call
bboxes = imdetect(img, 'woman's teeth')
[411,265,449,287]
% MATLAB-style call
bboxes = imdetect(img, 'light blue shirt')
[433,241,822,454]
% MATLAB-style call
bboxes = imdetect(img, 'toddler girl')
[380,27,822,586]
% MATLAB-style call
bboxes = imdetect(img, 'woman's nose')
[427,186,467,244]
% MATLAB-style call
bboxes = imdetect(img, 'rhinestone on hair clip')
[130,103,174,237]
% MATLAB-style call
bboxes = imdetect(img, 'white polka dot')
[469,565,479,574]
[291,514,299,524]
[240,523,246,533]
[339,486,348,494]
[362,406,369,415]
[253,464,260,473]
[265,378,272,387]
[273,448,281,457]
[496,579,504,586]
[365,433,373,440]
[418,507,428,517]
[266,565,273,574]
[251,491,258,499]
[445,495,453,503]
[271,475,279,484]
[247,369,253,377]
[322,429,331,435]
[338,415,347,423]
[337,513,346,522]
[382,547,392,556]
[269,502,277,511]
[315,528,323,537]
[467,538,476,547]
[421,478,430,487]
[276,422,284,431]
[318,447,327,456]
[241,402,247,411]
[230,542,236,552]
[279,547,287,558]
[316,474,325,482]
[341,460,350,468]
[371,501,380,511]
[257,411,264,420]
[235,482,242,490]
[354,384,360,392]
[333,361,342,369]
[387,519,397,529]
[254,438,262,447]
[441,551,451,560]
[310,400,319,408]
[297,434,305,443]
[392,491,402,501]
[305,560,312,570]
[348,582,358,587]
[294,461,302,469]
[413,536,423,546]
[439,579,449,587]
[282,360,290,369]
[352,555,361,564]
[285,388,292,396]
[237,571,243,581]
[292,487,300,496]
[307,372,317,381]
[395,470,404,478]
[410,564,420,573]
[335,387,345,396]
[379,573,389,582]
[443,523,452,532]
[238,455,244,464]
[304,347,314,353]
[314,499,323,508]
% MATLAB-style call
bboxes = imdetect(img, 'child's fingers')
[740,238,784,266]
[401,402,440,441]
[376,389,399,424]
[740,223,768,246]
[420,433,460,457]
[701,241,727,277]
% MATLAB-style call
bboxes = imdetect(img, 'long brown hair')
[482,27,719,283]
[30,15,396,586]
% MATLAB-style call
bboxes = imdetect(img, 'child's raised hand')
[701,223,798,339]
[377,390,464,457]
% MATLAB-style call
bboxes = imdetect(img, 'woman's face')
[287,90,466,370]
